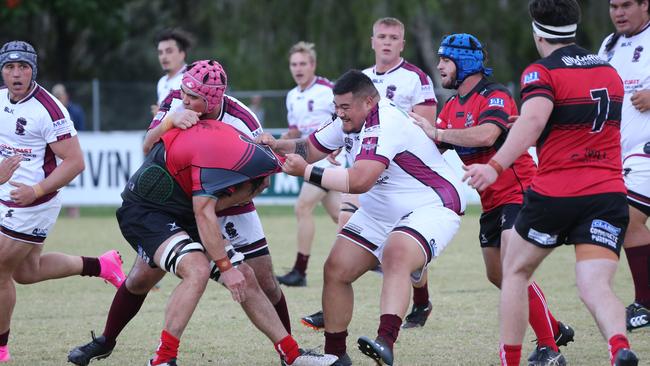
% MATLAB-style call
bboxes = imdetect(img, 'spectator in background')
[52,84,85,131]
[52,83,85,218]
[150,28,193,116]
[249,94,266,126]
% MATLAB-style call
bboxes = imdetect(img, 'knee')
[486,271,502,288]
[295,201,315,218]
[238,263,260,290]
[324,256,354,284]
[179,258,210,288]
[13,272,37,285]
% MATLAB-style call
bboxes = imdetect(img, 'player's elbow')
[348,177,373,194]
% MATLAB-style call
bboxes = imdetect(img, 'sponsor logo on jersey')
[375,175,389,185]
[15,117,26,135]
[523,71,540,84]
[590,219,621,249]
[632,45,644,62]
[488,98,505,108]
[465,112,474,128]
[4,106,13,114]
[527,228,558,245]
[344,136,354,153]
[621,41,632,47]
[561,54,606,67]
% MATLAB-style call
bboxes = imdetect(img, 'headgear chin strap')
[437,33,493,89]
[0,40,38,82]
[532,21,577,39]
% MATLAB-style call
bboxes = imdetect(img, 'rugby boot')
[68,331,115,366]
[527,346,566,366]
[357,336,393,365]
[330,353,351,366]
[277,269,306,287]
[614,349,639,366]
[626,303,650,331]
[0,345,10,363]
[98,250,126,288]
[401,300,432,329]
[554,322,575,347]
[147,359,177,366]
[281,348,338,366]
[301,310,324,330]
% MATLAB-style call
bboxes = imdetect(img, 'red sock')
[324,330,348,357]
[293,253,310,276]
[275,335,300,365]
[412,283,429,306]
[527,282,558,351]
[377,314,402,351]
[151,330,179,365]
[273,292,291,334]
[499,344,522,366]
[625,244,650,307]
[608,334,630,365]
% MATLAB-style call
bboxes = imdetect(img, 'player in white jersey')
[301,17,440,332]
[0,41,125,363]
[150,28,192,116]
[599,0,650,332]
[258,70,464,366]
[276,42,342,287]
[141,60,291,335]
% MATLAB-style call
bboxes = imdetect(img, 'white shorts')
[0,195,62,244]
[217,211,268,257]
[339,205,460,282]
[623,143,650,214]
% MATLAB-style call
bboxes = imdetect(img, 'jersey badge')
[465,112,474,128]
[4,106,13,114]
[15,117,26,135]
[344,136,354,153]
[488,98,505,108]
[386,85,397,100]
[225,222,239,239]
[632,46,644,63]
[523,71,539,85]
[308,100,314,112]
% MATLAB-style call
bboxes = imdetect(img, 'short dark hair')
[529,0,581,44]
[155,28,194,53]
[333,70,379,98]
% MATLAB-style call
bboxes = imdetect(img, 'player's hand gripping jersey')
[520,45,625,197]
[309,99,465,224]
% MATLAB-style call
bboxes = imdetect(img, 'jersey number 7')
[590,88,610,133]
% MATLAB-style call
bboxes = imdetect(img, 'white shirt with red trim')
[286,76,334,136]
[156,65,186,105]
[309,99,464,223]
[0,84,77,201]
[599,23,650,158]
[363,58,437,113]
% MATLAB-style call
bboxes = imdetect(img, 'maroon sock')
[625,244,650,307]
[324,330,348,357]
[293,253,310,276]
[102,283,147,345]
[0,329,8,347]
[412,283,429,306]
[273,292,292,334]
[80,257,101,277]
[377,314,402,351]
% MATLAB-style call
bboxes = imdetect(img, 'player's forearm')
[195,204,228,262]
[143,123,166,155]
[437,125,499,148]
[491,115,544,169]
[39,152,84,194]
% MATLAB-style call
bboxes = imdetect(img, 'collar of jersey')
[374,58,405,76]
[458,77,489,106]
[624,20,650,38]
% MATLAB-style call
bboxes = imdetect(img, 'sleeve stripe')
[308,133,335,154]
[34,87,65,122]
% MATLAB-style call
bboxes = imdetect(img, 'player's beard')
[442,74,457,89]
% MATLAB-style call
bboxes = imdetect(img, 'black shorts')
[116,199,200,268]
[479,204,522,248]
[514,189,629,255]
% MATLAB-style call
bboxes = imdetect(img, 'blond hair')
[372,17,405,35]
[289,41,316,63]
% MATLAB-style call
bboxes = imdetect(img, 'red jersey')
[437,79,536,212]
[520,45,625,197]
[161,120,282,198]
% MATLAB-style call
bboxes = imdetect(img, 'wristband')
[307,165,324,186]
[215,256,233,272]
[487,159,504,176]
[32,183,45,198]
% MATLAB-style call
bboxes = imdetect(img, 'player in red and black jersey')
[68,61,339,366]
[464,1,638,365]
[411,33,573,363]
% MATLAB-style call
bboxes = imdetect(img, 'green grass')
[9,208,648,365]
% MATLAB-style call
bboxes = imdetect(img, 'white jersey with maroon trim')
[151,91,263,139]
[0,84,77,202]
[309,99,464,224]
[599,22,650,158]
[156,65,186,105]
[363,58,437,113]
[286,76,334,136]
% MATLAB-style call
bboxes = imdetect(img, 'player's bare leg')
[337,194,359,231]
[622,206,650,331]
[246,254,292,334]
[322,190,341,224]
[323,237,377,359]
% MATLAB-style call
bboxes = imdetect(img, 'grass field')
[8,205,649,365]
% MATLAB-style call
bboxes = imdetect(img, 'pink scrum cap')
[182,60,227,114]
